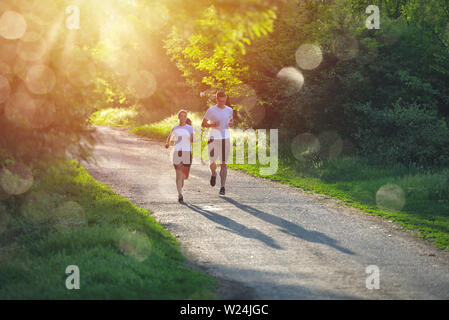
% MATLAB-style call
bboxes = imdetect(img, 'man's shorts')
[207,138,230,164]
[173,150,192,169]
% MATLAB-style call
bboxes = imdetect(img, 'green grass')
[0,160,217,299]
[89,105,167,127]
[130,113,449,251]
[131,112,204,140]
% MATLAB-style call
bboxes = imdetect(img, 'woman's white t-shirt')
[170,124,194,151]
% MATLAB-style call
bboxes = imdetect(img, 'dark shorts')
[173,151,192,169]
[208,138,230,164]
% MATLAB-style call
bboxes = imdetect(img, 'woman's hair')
[177,109,188,118]
[177,109,191,125]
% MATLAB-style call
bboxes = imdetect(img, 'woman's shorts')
[207,138,230,164]
[173,151,192,169]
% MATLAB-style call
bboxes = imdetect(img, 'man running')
[201,91,233,195]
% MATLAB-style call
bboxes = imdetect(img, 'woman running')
[165,110,194,203]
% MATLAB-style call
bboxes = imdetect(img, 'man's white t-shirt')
[204,105,233,140]
[170,124,194,151]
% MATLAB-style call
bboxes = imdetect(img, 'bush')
[351,100,449,167]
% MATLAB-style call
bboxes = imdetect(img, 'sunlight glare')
[25,64,56,95]
[127,70,157,99]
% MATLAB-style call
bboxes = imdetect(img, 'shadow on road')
[183,203,283,250]
[201,263,362,299]
[220,196,355,255]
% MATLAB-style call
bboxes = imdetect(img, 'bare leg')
[220,163,227,188]
[183,166,190,179]
[175,167,184,197]
[182,165,190,180]
[210,161,217,177]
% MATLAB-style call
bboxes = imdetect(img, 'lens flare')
[127,70,157,99]
[0,162,33,196]
[25,64,56,94]
[276,67,304,96]
[376,184,406,211]
[332,35,359,60]
[230,84,265,125]
[0,11,27,40]
[291,133,320,161]
[295,44,323,70]
[0,75,10,103]
[17,31,47,61]
[119,229,152,262]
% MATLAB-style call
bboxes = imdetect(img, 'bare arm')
[165,132,172,149]
[202,118,219,128]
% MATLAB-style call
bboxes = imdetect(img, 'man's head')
[216,91,227,107]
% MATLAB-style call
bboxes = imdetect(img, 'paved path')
[83,126,449,299]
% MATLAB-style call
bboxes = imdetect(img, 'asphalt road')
[83,126,449,299]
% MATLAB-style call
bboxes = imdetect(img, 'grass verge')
[0,160,217,299]
[89,105,167,127]
[130,113,449,251]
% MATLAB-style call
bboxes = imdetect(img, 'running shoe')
[219,187,225,195]
[210,175,216,187]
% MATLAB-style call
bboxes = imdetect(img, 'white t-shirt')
[170,124,194,151]
[203,105,233,140]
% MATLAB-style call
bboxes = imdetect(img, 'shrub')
[351,100,449,167]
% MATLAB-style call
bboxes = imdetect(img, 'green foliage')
[242,0,449,167]
[89,105,167,127]
[351,100,449,166]
[165,1,277,93]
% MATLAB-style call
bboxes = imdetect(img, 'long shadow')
[183,203,283,250]
[201,264,365,300]
[221,196,354,255]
